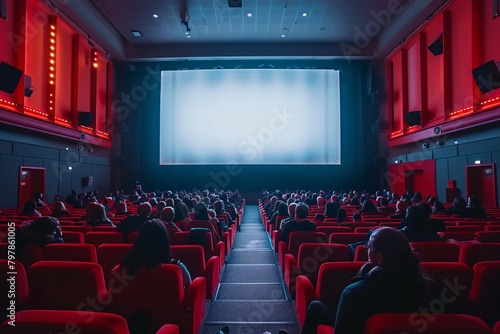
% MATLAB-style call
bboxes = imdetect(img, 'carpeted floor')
[199,205,301,334]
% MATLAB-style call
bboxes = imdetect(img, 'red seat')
[171,244,219,300]
[339,222,377,231]
[459,243,500,267]
[354,244,368,261]
[84,231,126,247]
[474,231,500,243]
[295,261,364,327]
[328,232,368,245]
[97,243,134,284]
[61,225,92,234]
[470,261,500,326]
[439,231,475,241]
[316,226,352,236]
[410,242,460,262]
[446,225,485,233]
[363,313,494,334]
[42,243,98,262]
[61,230,85,243]
[278,231,327,273]
[27,260,107,310]
[420,262,474,314]
[171,231,225,271]
[0,310,131,334]
[107,264,206,334]
[284,243,350,296]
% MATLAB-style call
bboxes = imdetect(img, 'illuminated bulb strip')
[48,22,57,116]
[80,125,94,132]
[97,130,109,137]
[24,106,49,117]
[55,117,72,124]
[92,50,98,68]
[449,105,474,117]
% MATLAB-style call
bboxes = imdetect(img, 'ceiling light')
[153,14,158,18]
[474,160,481,164]
[281,34,285,37]
[302,12,307,17]
[247,13,252,17]
[186,35,191,38]
[132,30,141,37]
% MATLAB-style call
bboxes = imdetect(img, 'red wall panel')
[23,0,51,116]
[405,36,422,114]
[391,51,405,132]
[479,0,500,102]
[95,52,108,133]
[423,15,445,124]
[75,36,92,116]
[55,19,74,123]
[446,0,474,114]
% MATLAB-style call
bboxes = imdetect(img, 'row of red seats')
[296,260,500,330]
[0,259,204,334]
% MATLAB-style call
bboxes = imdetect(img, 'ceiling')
[46,0,451,61]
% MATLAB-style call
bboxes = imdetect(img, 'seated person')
[82,202,115,228]
[159,206,182,239]
[446,196,467,216]
[17,217,64,261]
[21,200,42,217]
[51,201,71,218]
[397,205,440,242]
[185,202,220,246]
[388,200,408,219]
[313,214,325,225]
[337,208,347,225]
[33,192,52,215]
[301,227,436,334]
[117,202,152,240]
[280,203,316,244]
[458,196,488,218]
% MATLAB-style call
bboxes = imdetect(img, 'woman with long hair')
[301,227,435,334]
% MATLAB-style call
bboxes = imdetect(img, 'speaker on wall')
[428,34,443,56]
[228,0,242,7]
[405,110,421,126]
[78,111,95,126]
[82,176,94,187]
[0,61,22,93]
[472,60,500,93]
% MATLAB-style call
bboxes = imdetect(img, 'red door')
[405,169,424,195]
[466,164,497,208]
[18,167,46,207]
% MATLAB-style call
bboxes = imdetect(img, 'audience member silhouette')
[301,227,435,334]
[21,200,42,217]
[280,203,316,244]
[397,205,440,242]
[388,200,408,219]
[51,201,71,218]
[324,202,338,219]
[336,208,347,225]
[446,196,467,216]
[358,199,378,214]
[159,206,182,239]
[117,202,152,240]
[82,202,115,227]
[458,196,488,218]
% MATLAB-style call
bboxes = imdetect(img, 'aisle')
[200,205,301,334]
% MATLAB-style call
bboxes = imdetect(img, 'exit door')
[18,167,46,207]
[466,164,497,208]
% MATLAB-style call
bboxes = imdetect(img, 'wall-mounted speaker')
[472,60,500,93]
[24,74,33,97]
[404,110,421,126]
[0,61,22,93]
[428,34,443,56]
[82,176,94,187]
[228,0,242,7]
[78,111,95,127]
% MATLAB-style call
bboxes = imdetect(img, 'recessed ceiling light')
[132,30,141,37]
[153,14,158,18]
[186,35,191,38]
[247,13,252,17]
[185,31,190,35]
[281,34,285,37]
[302,12,307,17]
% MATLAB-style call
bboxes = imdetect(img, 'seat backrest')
[27,260,106,310]
[410,242,460,262]
[363,313,494,334]
[316,261,364,310]
[475,231,500,243]
[439,231,475,241]
[297,243,350,286]
[470,260,500,326]
[459,243,500,267]
[446,225,485,233]
[172,230,214,261]
[328,232,368,245]
[60,231,85,243]
[288,231,327,259]
[61,225,92,234]
[84,232,125,247]
[340,222,377,231]
[0,309,130,334]
[420,262,474,313]
[96,243,133,285]
[171,244,206,278]
[354,244,368,261]
[316,226,352,236]
[42,243,98,262]
[107,264,184,334]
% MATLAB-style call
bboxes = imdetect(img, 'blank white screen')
[160,69,341,165]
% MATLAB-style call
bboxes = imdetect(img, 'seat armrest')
[295,275,316,328]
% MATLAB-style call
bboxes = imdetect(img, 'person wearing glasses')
[301,227,436,334]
